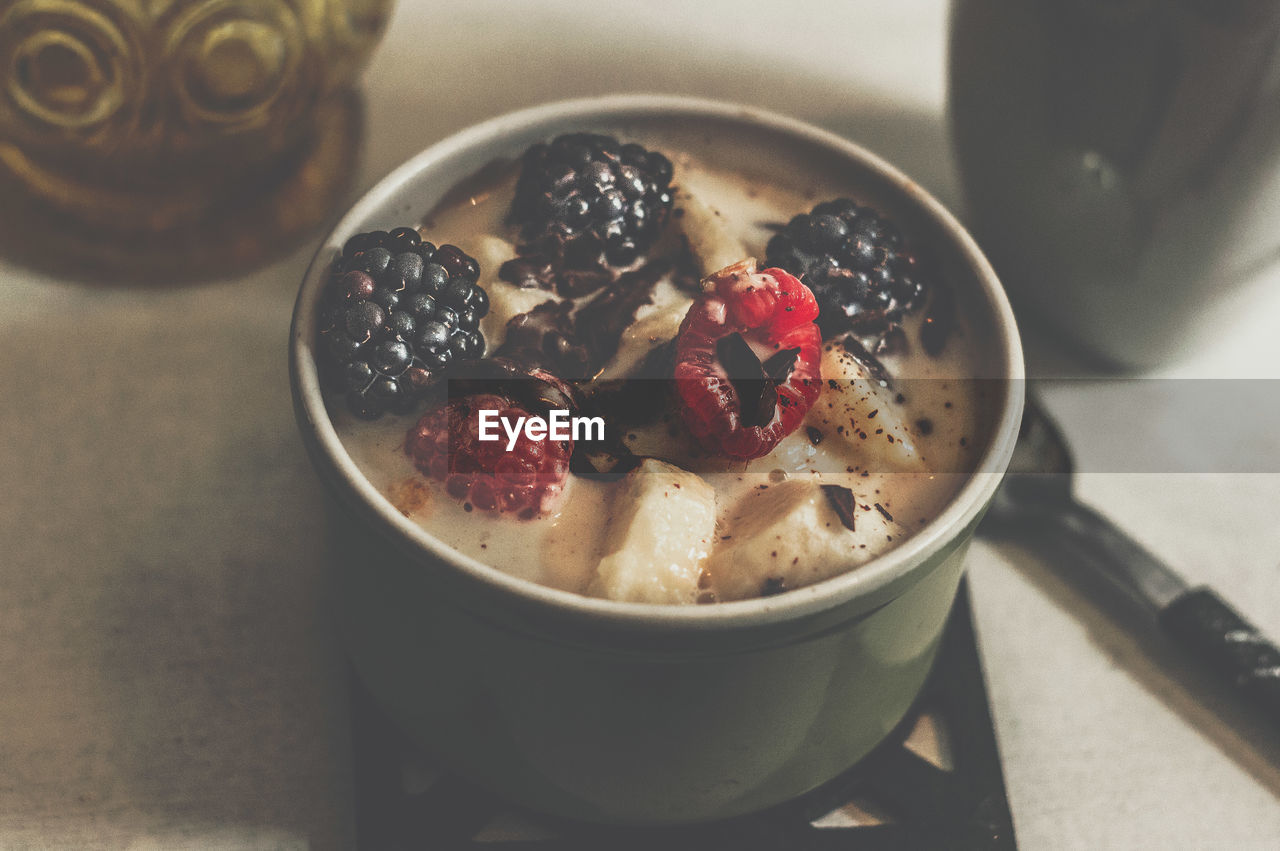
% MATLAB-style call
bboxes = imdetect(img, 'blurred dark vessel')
[951,0,1280,366]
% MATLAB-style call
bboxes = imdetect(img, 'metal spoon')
[981,394,1280,723]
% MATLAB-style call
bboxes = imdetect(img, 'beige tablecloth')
[2,2,1278,847]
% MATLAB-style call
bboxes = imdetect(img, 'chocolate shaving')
[498,243,613,297]
[836,335,894,388]
[560,266,615,298]
[874,503,894,523]
[498,254,556,290]
[820,484,857,532]
[762,347,801,383]
[495,300,592,378]
[496,257,672,381]
[576,260,668,370]
[716,332,777,429]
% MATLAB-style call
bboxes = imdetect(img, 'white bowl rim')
[290,93,1024,631]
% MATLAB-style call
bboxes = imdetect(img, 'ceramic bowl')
[289,94,1024,824]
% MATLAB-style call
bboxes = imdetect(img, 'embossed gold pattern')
[0,0,392,279]
[165,1,306,132]
[0,0,142,142]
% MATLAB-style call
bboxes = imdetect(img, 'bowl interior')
[290,95,1024,630]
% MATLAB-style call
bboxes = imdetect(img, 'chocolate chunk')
[495,300,592,378]
[836,334,893,387]
[760,577,788,597]
[716,333,761,377]
[716,332,777,429]
[762,347,801,383]
[498,254,556,290]
[559,265,615,297]
[806,426,824,445]
[496,257,674,381]
[498,243,612,297]
[820,484,857,532]
[575,260,667,370]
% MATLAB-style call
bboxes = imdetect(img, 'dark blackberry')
[317,229,490,419]
[765,199,927,339]
[508,133,674,283]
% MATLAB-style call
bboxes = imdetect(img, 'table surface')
[2,2,1278,848]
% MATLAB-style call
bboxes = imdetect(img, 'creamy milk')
[330,151,988,601]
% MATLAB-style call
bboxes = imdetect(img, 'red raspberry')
[673,260,822,459]
[405,393,572,519]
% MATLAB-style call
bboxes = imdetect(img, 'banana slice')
[805,342,927,474]
[674,182,749,279]
[707,479,906,601]
[588,459,716,604]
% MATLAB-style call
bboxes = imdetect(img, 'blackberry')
[508,133,675,279]
[317,229,489,419]
[765,199,926,339]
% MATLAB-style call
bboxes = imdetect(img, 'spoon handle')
[1160,588,1280,722]
[1010,501,1280,724]
[1020,499,1185,611]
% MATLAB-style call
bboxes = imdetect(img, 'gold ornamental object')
[0,0,393,280]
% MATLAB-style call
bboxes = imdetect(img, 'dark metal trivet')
[350,579,1016,850]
